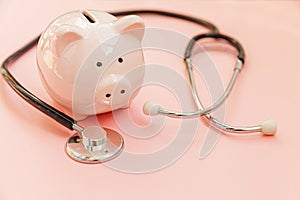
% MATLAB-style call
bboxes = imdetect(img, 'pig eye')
[118,57,123,63]
[96,62,102,67]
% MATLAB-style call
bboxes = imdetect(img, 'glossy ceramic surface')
[36,10,145,118]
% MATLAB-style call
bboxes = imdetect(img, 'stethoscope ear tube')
[187,33,276,135]
[144,31,277,135]
[183,32,276,135]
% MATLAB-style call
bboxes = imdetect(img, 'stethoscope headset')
[1,10,277,164]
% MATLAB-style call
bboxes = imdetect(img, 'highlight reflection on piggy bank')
[37,10,145,119]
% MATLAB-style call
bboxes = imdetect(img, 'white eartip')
[143,101,161,115]
[261,120,277,136]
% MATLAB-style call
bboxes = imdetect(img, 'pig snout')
[96,74,133,108]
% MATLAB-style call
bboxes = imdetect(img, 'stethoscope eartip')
[143,101,161,115]
[261,120,277,136]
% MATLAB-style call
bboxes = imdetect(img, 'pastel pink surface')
[0,1,300,200]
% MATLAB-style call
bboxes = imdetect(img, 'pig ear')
[113,15,145,40]
[53,26,84,56]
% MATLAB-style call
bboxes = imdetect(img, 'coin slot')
[82,11,96,23]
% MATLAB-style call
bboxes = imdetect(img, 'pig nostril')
[118,57,123,63]
[120,89,125,94]
[96,62,102,67]
[105,93,111,98]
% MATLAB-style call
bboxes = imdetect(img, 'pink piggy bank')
[37,10,145,119]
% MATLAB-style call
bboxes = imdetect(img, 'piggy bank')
[37,10,145,119]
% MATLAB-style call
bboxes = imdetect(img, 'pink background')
[1,0,300,199]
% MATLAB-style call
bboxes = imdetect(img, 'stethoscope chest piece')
[65,127,124,164]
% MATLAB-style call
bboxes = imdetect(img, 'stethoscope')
[1,9,277,164]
